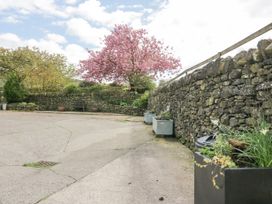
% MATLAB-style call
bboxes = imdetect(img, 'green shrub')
[4,73,27,103]
[63,84,79,94]
[132,91,149,109]
[79,81,97,87]
[82,84,106,93]
[129,74,156,93]
[119,101,128,106]
[9,102,39,111]
[109,82,122,87]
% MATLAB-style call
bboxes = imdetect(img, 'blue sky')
[0,0,271,71]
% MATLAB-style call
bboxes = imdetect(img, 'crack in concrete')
[55,124,73,153]
[34,169,78,204]
[48,168,77,182]
[0,164,23,168]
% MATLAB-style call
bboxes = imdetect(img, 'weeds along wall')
[149,39,272,148]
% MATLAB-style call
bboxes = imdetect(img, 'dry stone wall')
[27,93,144,116]
[149,39,272,148]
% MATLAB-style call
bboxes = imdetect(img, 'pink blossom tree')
[80,24,181,88]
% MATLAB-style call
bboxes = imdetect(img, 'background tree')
[80,24,181,90]
[0,47,75,92]
[4,73,27,103]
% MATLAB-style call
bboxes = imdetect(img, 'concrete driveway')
[0,111,193,204]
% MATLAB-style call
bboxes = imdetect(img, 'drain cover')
[23,161,58,168]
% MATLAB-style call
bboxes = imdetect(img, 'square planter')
[152,117,173,136]
[195,152,272,204]
[144,112,156,124]
[2,103,7,111]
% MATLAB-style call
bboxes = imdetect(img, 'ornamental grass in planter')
[152,111,173,136]
[195,121,272,204]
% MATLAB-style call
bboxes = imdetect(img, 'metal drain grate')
[23,161,58,168]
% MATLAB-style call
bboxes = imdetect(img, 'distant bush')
[4,73,27,103]
[82,84,106,93]
[109,82,122,87]
[63,84,80,94]
[8,102,39,111]
[129,75,156,93]
[132,91,149,109]
[79,81,97,87]
[17,102,39,111]
[119,101,128,106]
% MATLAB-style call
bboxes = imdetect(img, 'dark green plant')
[0,96,6,103]
[79,80,97,87]
[132,91,149,108]
[119,101,128,106]
[129,74,156,93]
[199,147,216,158]
[16,102,38,111]
[63,84,79,94]
[4,73,27,103]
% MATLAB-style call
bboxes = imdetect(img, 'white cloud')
[46,33,67,44]
[66,18,109,46]
[1,15,21,23]
[117,4,144,9]
[0,0,67,17]
[0,32,88,65]
[64,0,78,5]
[26,38,64,54]
[65,0,143,27]
[0,33,22,48]
[146,0,272,69]
[64,44,89,64]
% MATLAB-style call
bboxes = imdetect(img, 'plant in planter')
[152,111,173,136]
[144,109,156,125]
[1,96,7,110]
[195,121,272,204]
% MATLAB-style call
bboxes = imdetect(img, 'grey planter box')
[195,152,272,204]
[2,103,7,111]
[152,117,173,135]
[144,112,156,124]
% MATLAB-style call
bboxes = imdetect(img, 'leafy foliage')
[199,120,272,168]
[213,135,233,157]
[128,74,156,93]
[79,80,97,87]
[0,47,75,92]
[63,84,80,95]
[199,147,216,158]
[235,121,272,168]
[155,111,172,120]
[132,91,149,109]
[16,102,39,111]
[80,24,180,87]
[4,73,27,103]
